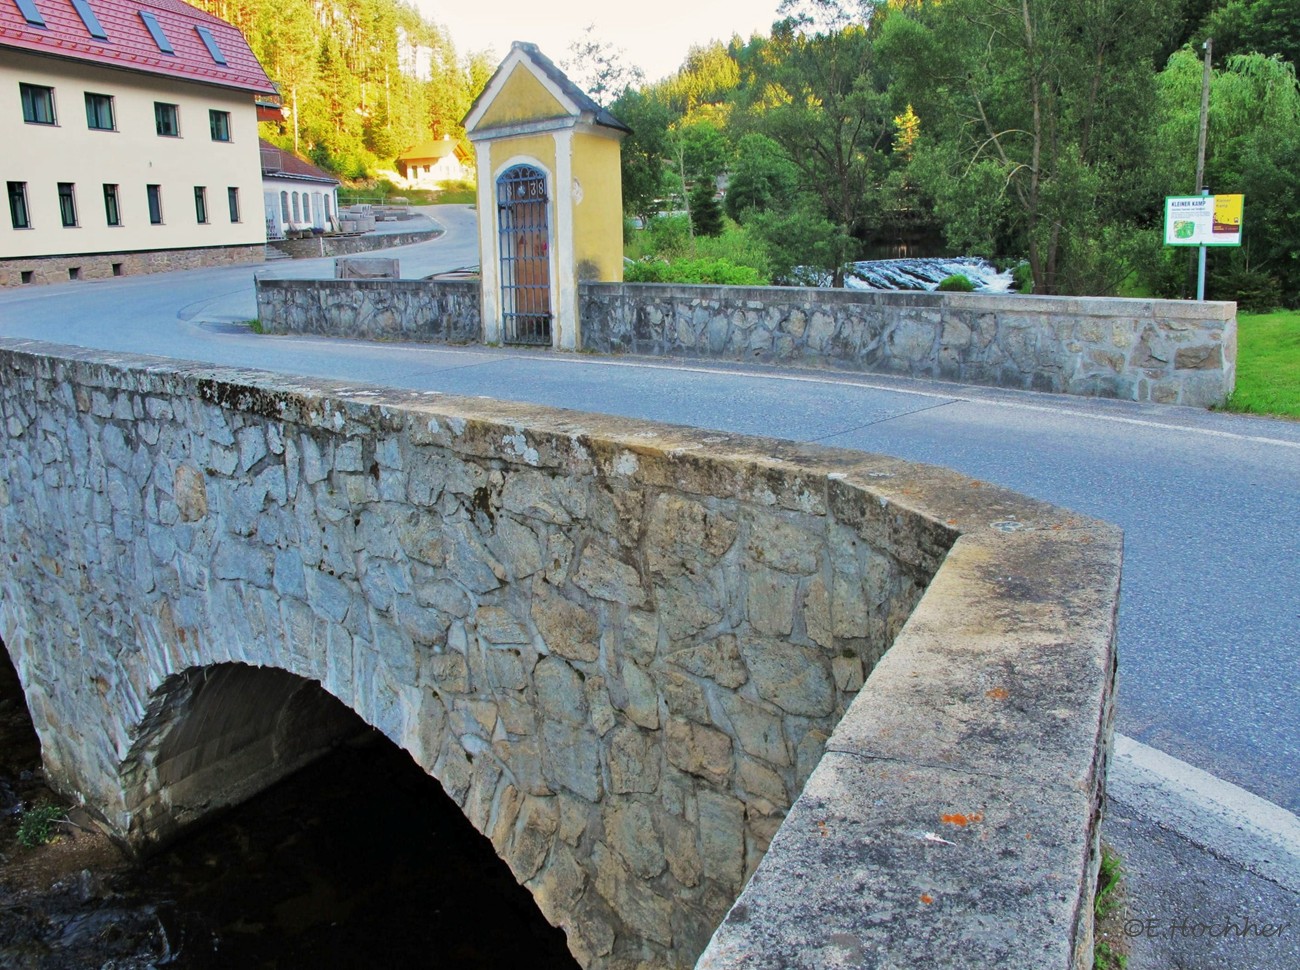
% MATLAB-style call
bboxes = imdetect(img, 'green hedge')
[624,257,769,286]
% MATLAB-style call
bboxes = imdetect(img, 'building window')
[147,184,163,225]
[302,194,311,223]
[85,92,115,131]
[103,184,121,226]
[71,0,108,39]
[291,192,300,223]
[58,183,78,227]
[227,186,240,222]
[139,11,174,54]
[154,102,180,137]
[15,0,45,27]
[280,191,289,223]
[20,84,56,125]
[194,186,208,224]
[209,110,231,142]
[7,182,30,229]
[196,26,227,64]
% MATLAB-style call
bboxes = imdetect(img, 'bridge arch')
[119,662,366,849]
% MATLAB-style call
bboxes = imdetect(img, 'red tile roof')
[259,140,339,185]
[0,0,275,94]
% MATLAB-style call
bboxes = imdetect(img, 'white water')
[843,257,1014,292]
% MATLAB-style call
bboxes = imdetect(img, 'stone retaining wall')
[581,284,1237,408]
[254,277,1235,407]
[0,339,1121,970]
[256,278,480,342]
[266,226,438,260]
[0,244,264,287]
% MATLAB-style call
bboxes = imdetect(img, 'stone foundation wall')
[580,284,1237,408]
[255,278,481,342]
[0,339,1122,970]
[0,244,264,287]
[266,226,438,260]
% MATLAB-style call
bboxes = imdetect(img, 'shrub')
[937,273,976,292]
[625,257,768,286]
[1210,266,1283,312]
[17,804,64,848]
[1013,262,1034,293]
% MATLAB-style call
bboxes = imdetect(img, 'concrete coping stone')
[0,338,1122,970]
[581,280,1235,322]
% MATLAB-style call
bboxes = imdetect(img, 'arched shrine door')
[496,165,552,346]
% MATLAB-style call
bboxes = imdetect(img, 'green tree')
[690,181,725,236]
[879,0,1177,294]
[725,133,801,221]
[611,89,674,222]
[1147,49,1300,304]
[749,195,854,283]
[744,1,894,285]
[1203,0,1300,67]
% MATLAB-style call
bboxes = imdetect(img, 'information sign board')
[1164,194,1243,247]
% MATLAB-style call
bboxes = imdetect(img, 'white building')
[259,140,340,240]
[1,0,276,285]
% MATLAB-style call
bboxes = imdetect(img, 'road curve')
[1,206,1296,819]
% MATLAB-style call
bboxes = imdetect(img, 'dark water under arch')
[0,645,580,970]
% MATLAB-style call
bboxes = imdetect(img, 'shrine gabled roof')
[0,0,276,95]
[463,40,631,136]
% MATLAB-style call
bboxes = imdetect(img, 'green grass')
[1223,310,1300,419]
[1094,846,1123,920]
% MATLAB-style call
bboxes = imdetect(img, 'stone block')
[532,582,600,661]
[665,717,733,785]
[739,638,834,718]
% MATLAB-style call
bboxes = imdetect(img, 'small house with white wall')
[1,0,275,285]
[395,136,471,188]
[259,140,339,239]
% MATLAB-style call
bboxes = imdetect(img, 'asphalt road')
[1,205,1297,819]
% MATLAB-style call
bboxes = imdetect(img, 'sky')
[416,0,785,83]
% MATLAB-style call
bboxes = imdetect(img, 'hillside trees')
[877,0,1178,295]
[191,0,489,178]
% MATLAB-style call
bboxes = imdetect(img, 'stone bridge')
[0,340,1121,969]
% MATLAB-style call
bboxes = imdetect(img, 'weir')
[0,339,1120,969]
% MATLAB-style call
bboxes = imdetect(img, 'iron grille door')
[497,165,552,346]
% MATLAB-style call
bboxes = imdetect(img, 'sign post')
[1164,192,1244,300]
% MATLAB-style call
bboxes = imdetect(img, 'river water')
[0,647,580,969]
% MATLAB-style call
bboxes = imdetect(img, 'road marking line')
[1110,734,1300,894]
[277,339,1300,452]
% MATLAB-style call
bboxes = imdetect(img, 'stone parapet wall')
[0,244,264,287]
[266,226,438,260]
[580,284,1237,408]
[0,339,1121,970]
[255,278,480,342]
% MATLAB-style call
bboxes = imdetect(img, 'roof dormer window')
[139,11,174,54]
[195,26,227,65]
[13,0,46,27]
[71,0,107,40]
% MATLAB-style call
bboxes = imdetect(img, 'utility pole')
[1195,37,1212,193]
[1193,37,1212,300]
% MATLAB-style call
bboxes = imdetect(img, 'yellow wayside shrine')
[463,42,630,350]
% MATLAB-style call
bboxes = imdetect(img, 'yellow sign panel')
[1213,194,1243,234]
